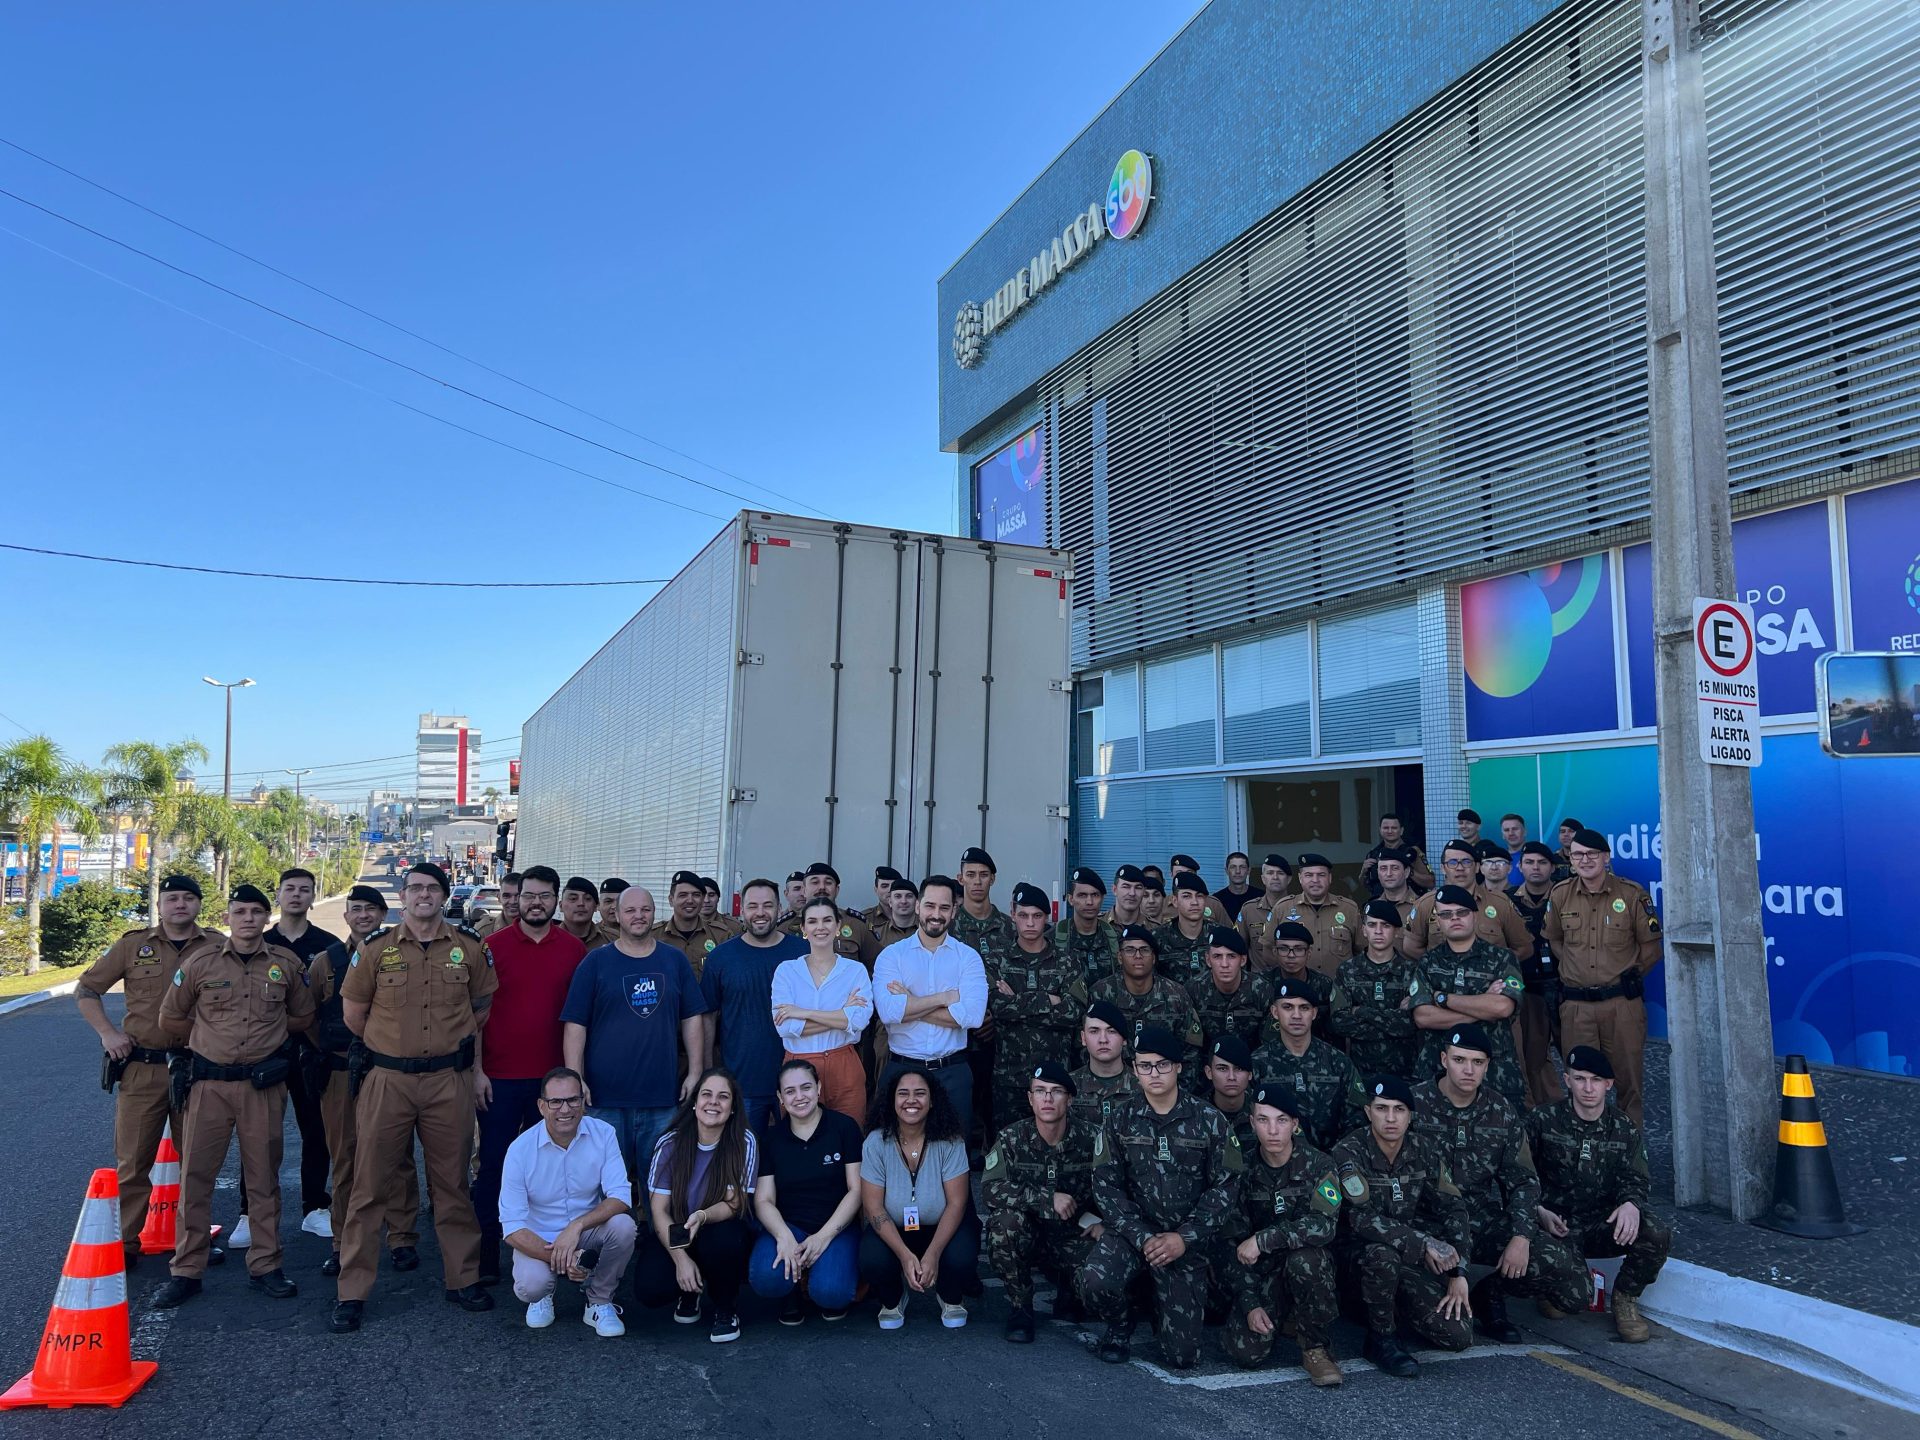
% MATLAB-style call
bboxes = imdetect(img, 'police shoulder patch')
[1341,1172,1368,1201]
[171,969,184,986]
[1484,906,1498,919]
[349,954,361,968]
[1334,912,1346,925]
[267,963,286,983]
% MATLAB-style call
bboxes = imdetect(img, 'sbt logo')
[1740,584,1825,655]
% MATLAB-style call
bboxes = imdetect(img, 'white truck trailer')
[516,512,1074,911]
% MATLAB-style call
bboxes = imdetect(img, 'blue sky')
[1,1,1198,810]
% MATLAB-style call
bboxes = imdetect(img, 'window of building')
[1222,627,1312,763]
[1317,603,1421,754]
[1144,650,1218,769]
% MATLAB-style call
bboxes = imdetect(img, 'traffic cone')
[137,1126,181,1256]
[1,1168,158,1409]
[1757,1056,1864,1239]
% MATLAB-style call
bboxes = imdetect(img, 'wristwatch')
[1448,1264,1467,1279]
[1433,992,1449,1009]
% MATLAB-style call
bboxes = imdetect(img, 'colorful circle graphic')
[1461,556,1605,698]
[1904,553,1920,615]
[1105,150,1153,240]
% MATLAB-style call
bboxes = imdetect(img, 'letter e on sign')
[1693,597,1761,768]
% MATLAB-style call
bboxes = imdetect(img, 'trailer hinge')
[1046,804,1070,819]
[738,650,764,667]
[1047,679,1069,693]
[824,795,838,806]
[729,787,758,803]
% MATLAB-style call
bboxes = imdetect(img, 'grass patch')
[0,964,86,1001]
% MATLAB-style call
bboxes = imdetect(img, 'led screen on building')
[973,425,1046,545]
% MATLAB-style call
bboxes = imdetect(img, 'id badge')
[902,1205,921,1233]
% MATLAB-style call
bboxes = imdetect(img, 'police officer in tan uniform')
[1401,840,1534,965]
[332,862,498,1332]
[1259,854,1359,978]
[653,869,740,977]
[1542,830,1661,1126]
[151,883,314,1308]
[560,875,614,948]
[1237,855,1295,973]
[75,872,222,1265]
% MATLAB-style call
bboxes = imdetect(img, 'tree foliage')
[40,880,127,970]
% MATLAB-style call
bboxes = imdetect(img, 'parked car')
[444,884,476,919]
[465,886,502,928]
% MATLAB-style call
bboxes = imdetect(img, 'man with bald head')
[561,881,710,1183]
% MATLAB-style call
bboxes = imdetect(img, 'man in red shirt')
[475,864,586,1284]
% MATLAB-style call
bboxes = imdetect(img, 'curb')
[0,978,79,1017]
[1640,1258,1920,1414]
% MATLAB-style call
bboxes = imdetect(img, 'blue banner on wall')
[1843,477,1920,652]
[1462,552,1618,741]
[1471,734,1919,1076]
[972,425,1046,545]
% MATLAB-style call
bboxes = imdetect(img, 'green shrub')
[40,880,128,969]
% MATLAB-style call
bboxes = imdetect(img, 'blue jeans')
[474,1077,544,1249]
[591,1105,676,1186]
[748,1226,859,1309]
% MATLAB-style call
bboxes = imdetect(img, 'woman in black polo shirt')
[747,1059,864,1322]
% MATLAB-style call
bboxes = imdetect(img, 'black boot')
[330,1300,363,1333]
[1004,1306,1036,1344]
[321,1252,341,1277]
[248,1267,298,1299]
[445,1283,495,1312]
[1097,1321,1132,1364]
[388,1246,420,1272]
[1363,1329,1419,1378]
[150,1276,202,1309]
[1473,1276,1523,1344]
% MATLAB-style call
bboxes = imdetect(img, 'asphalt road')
[2,880,1913,1438]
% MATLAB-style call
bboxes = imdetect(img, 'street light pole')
[201,677,254,893]
[285,768,311,856]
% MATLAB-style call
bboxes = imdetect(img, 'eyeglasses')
[541,1094,585,1108]
[519,890,556,902]
[1132,1059,1176,1076]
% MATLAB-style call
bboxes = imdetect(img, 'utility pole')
[285,768,311,856]
[201,677,254,893]
[1643,0,1774,1220]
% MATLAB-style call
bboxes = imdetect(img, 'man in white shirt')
[499,1066,637,1337]
[873,875,989,1140]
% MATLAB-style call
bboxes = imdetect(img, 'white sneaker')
[583,1302,626,1338]
[300,1208,333,1239]
[525,1296,555,1329]
[878,1300,907,1331]
[230,1216,252,1248]
[940,1299,968,1329]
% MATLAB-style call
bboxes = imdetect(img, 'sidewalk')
[1641,1041,1917,1327]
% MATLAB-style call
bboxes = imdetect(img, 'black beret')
[159,873,202,898]
[1474,840,1507,861]
[1433,884,1477,909]
[347,885,388,909]
[874,865,901,882]
[409,863,451,896]
[1208,1035,1253,1071]
[1457,808,1482,824]
[1296,853,1333,871]
[1252,1085,1303,1120]
[786,870,806,884]
[1571,828,1610,853]
[700,876,721,893]
[1442,838,1478,860]
[959,847,996,873]
[565,875,599,897]
[1364,900,1404,926]
[1444,1022,1493,1055]
[1271,980,1319,1005]
[1260,853,1294,872]
[1373,846,1414,866]
[1170,854,1199,870]
[1030,1059,1076,1095]
[1560,817,1585,832]
[1367,1074,1415,1106]
[1142,876,1166,895]
[889,876,919,899]
[1132,1026,1185,1062]
[1118,923,1160,953]
[1520,841,1557,861]
[1206,925,1247,955]
[228,883,272,909]
[1172,872,1208,895]
[1011,882,1049,911]
[1565,1045,1615,1079]
[1070,866,1106,894]
[1084,999,1128,1034]
[803,862,841,883]
[1114,864,1148,885]
[1274,921,1313,944]
[600,877,631,895]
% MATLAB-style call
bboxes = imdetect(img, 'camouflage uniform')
[1330,1128,1472,1350]
[1055,916,1120,989]
[1087,973,1203,1055]
[1186,971,1272,1057]
[982,1117,1103,1310]
[1081,1094,1245,1368]
[989,940,1088,1136]
[1220,1141,1342,1368]
[1525,1099,1670,1298]
[951,904,1018,973]
[1152,921,1213,988]
[1259,963,1340,1047]
[1208,1099,1258,1155]
[1412,1081,1588,1313]
[1411,941,1527,1104]
[1331,952,1423,1081]
[1250,1036,1367,1152]
[1069,1065,1138,1131]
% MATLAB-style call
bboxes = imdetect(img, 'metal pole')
[222,688,234,803]
[1643,0,1774,1220]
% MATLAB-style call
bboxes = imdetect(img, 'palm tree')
[101,739,211,916]
[0,736,103,972]
[177,792,241,898]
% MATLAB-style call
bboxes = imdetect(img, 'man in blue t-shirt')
[701,878,806,1141]
[561,885,710,1183]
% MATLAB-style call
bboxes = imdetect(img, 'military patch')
[1157,1136,1173,1163]
[1273,1193,1287,1216]
[137,944,154,959]
[705,939,716,952]
[172,969,184,986]
[381,947,400,959]
[1484,906,1498,919]
[267,963,286,983]
[1341,1172,1368,1201]
[1317,1179,1341,1208]
[349,954,361,968]
[1092,1130,1106,1159]
[379,955,408,973]
[449,947,465,966]
[840,925,852,938]
[1612,898,1627,913]
[1334,912,1346,925]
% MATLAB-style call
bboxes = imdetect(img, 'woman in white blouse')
[771,898,874,1123]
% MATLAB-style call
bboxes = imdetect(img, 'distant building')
[416,713,481,809]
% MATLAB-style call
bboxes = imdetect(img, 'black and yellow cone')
[1757,1056,1863,1238]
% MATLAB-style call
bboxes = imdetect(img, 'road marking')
[1530,1350,1764,1439]
[1069,1330,1572,1389]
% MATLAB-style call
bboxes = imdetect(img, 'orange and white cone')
[137,1126,182,1256]
[1,1168,158,1409]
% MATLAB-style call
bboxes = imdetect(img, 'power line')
[0,709,34,736]
[0,542,667,589]
[0,135,809,513]
[0,183,811,516]
[189,737,522,784]
[0,220,726,522]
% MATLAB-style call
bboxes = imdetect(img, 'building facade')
[415,713,481,811]
[937,0,1920,1074]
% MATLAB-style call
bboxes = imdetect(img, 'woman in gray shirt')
[858,1065,979,1329]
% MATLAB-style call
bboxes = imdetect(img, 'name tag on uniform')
[379,956,408,972]
[902,1206,920,1233]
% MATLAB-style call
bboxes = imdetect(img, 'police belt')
[317,1050,352,1072]
[1559,980,1631,1004]
[189,1054,252,1082]
[366,1046,471,1075]
[128,1045,180,1067]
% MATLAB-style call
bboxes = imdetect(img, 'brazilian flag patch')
[1318,1179,1342,1208]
